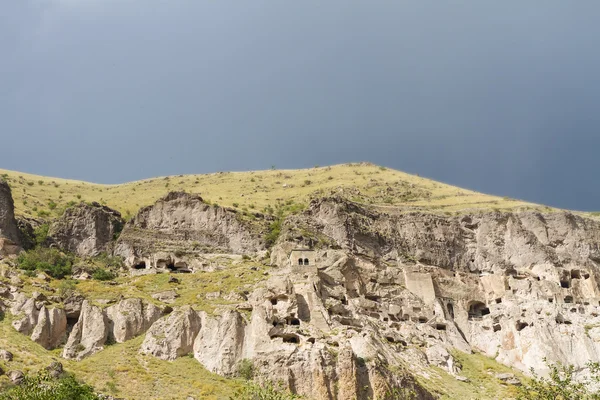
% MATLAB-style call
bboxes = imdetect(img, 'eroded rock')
[50,202,123,257]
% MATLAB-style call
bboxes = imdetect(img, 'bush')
[0,370,100,400]
[517,359,600,400]
[91,268,116,281]
[34,223,50,246]
[231,382,302,400]
[17,248,74,279]
[237,358,255,380]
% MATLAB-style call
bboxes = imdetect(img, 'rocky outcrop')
[30,306,67,349]
[105,298,163,343]
[63,301,108,360]
[0,181,21,256]
[268,197,600,379]
[50,202,123,257]
[62,298,165,360]
[140,306,201,360]
[115,192,266,271]
[285,196,600,274]
[10,294,68,350]
[193,310,246,376]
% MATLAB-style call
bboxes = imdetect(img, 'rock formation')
[0,181,22,257]
[5,188,600,399]
[50,202,123,257]
[62,299,166,360]
[114,192,266,272]
[140,306,201,360]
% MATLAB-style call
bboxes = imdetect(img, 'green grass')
[419,351,527,400]
[0,163,562,220]
[0,314,240,399]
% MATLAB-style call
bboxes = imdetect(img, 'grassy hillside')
[0,314,240,399]
[0,163,553,221]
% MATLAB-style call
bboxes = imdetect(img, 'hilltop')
[0,163,553,221]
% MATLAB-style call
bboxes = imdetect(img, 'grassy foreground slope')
[0,163,552,220]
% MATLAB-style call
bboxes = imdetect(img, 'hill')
[0,163,555,221]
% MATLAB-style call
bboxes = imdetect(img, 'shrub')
[233,203,239,208]
[0,370,100,400]
[91,268,116,281]
[237,358,255,380]
[231,381,302,400]
[48,200,57,210]
[17,248,74,279]
[34,223,50,246]
[58,279,77,297]
[264,217,282,248]
[517,359,600,400]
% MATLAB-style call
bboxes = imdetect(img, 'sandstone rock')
[105,298,163,343]
[63,301,108,360]
[140,306,201,360]
[193,310,245,376]
[8,370,24,385]
[0,349,13,361]
[45,361,64,379]
[30,306,67,349]
[0,181,21,257]
[495,372,521,386]
[11,297,40,336]
[115,192,265,270]
[50,202,123,257]
[151,290,179,304]
[63,294,85,319]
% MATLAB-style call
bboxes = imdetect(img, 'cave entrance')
[167,261,191,273]
[468,301,490,320]
[133,261,146,270]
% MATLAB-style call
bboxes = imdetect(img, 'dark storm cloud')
[2,1,600,210]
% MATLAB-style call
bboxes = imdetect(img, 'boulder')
[193,310,246,376]
[0,349,13,361]
[50,202,123,257]
[7,370,24,385]
[105,298,163,343]
[30,306,67,349]
[140,306,201,360]
[63,301,109,360]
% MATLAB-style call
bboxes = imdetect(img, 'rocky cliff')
[0,181,22,256]
[3,182,600,399]
[114,191,267,272]
[50,202,124,257]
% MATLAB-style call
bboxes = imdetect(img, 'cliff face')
[0,181,22,256]
[114,192,267,272]
[3,189,600,399]
[50,202,124,257]
[271,197,600,378]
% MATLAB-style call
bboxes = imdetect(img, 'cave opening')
[516,321,529,331]
[133,261,146,270]
[468,301,490,319]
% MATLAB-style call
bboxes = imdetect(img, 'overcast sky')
[2,1,600,210]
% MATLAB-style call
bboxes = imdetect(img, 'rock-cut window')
[298,258,303,265]
[304,258,309,266]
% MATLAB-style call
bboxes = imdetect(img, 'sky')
[2,1,600,211]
